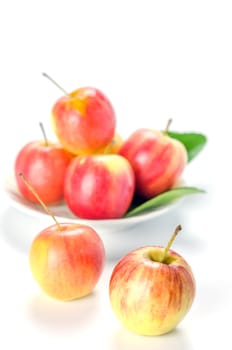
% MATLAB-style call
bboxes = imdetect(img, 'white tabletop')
[1,1,232,349]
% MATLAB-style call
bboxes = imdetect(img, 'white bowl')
[3,175,182,234]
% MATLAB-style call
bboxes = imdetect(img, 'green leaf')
[125,186,206,217]
[167,131,207,162]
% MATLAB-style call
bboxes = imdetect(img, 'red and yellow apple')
[18,172,105,301]
[51,87,116,155]
[15,140,73,204]
[64,154,135,219]
[94,132,123,155]
[119,128,188,198]
[109,225,196,336]
[30,222,105,301]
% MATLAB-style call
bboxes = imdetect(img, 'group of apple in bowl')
[13,75,205,336]
[15,76,190,221]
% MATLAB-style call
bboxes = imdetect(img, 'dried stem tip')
[42,72,69,96]
[161,224,182,262]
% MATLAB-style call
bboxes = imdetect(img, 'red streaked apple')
[43,73,116,155]
[15,125,73,204]
[109,225,196,336]
[30,222,105,301]
[19,173,105,301]
[119,122,188,198]
[64,154,135,219]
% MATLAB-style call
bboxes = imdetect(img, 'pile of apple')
[14,77,196,336]
[15,75,187,220]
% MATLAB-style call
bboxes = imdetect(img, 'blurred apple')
[119,125,187,198]
[18,172,105,301]
[64,154,135,219]
[109,225,196,336]
[30,222,105,301]
[51,85,116,155]
[15,139,73,204]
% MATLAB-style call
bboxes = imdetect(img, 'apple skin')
[15,141,73,204]
[51,87,116,155]
[64,154,135,219]
[119,128,188,198]
[109,246,196,336]
[29,223,105,301]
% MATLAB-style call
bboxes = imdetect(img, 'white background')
[0,1,231,349]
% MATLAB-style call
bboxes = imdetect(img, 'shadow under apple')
[109,326,193,350]
[26,289,101,333]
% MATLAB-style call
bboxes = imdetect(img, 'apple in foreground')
[19,173,105,301]
[30,222,105,301]
[119,123,188,198]
[64,154,135,219]
[15,139,73,204]
[51,85,116,155]
[109,225,196,336]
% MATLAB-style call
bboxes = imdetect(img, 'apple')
[15,134,73,204]
[64,154,135,219]
[109,225,196,336]
[30,222,105,301]
[94,132,123,155]
[119,122,188,198]
[43,72,116,155]
[19,173,105,301]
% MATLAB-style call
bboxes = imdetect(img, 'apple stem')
[160,224,182,263]
[164,118,173,134]
[39,122,48,147]
[18,173,62,231]
[42,72,69,96]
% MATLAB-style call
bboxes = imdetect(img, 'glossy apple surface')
[51,87,116,155]
[15,141,73,204]
[64,154,135,219]
[109,245,195,336]
[30,222,105,301]
[119,128,187,198]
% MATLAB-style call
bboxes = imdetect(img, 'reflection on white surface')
[109,327,192,350]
